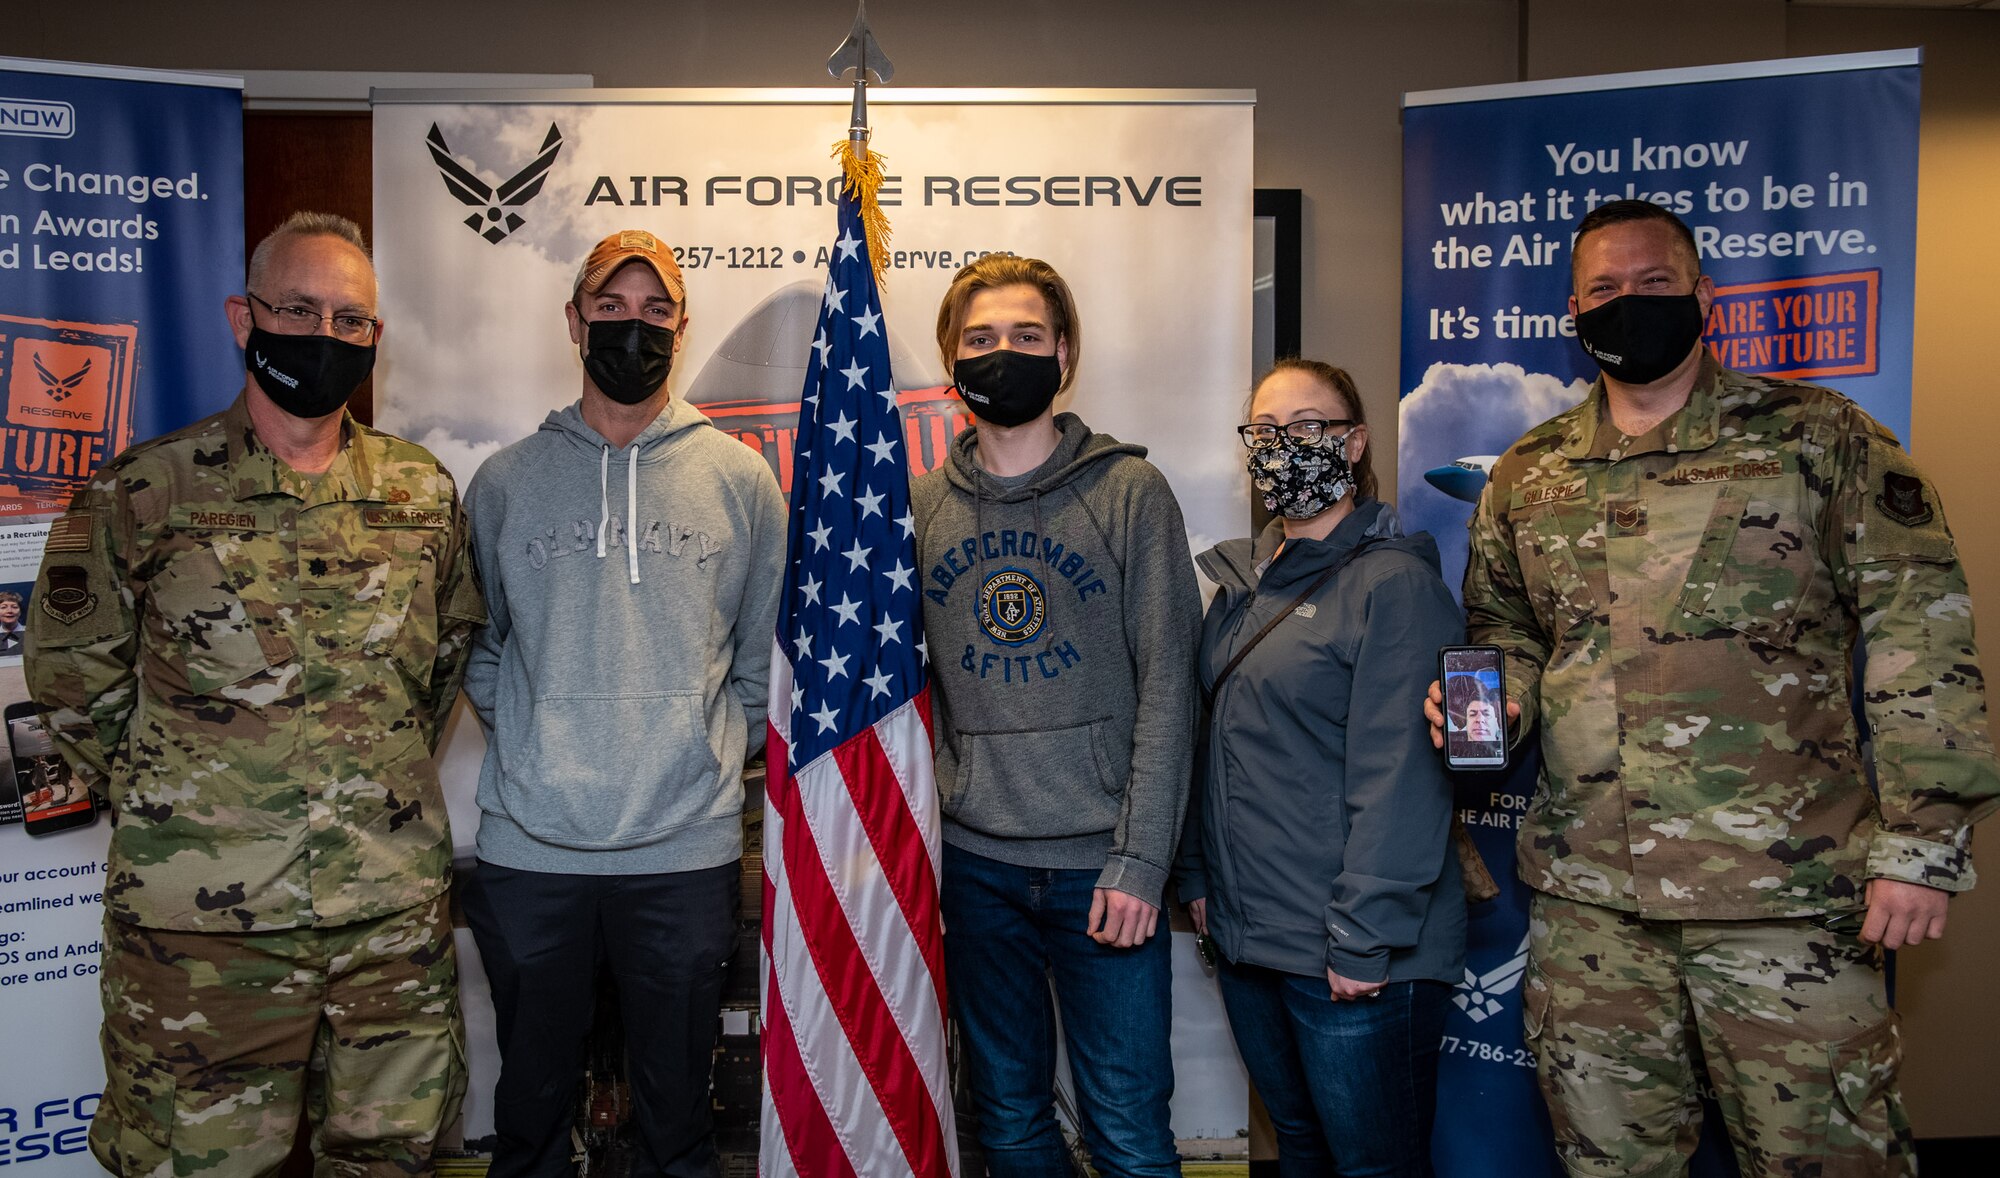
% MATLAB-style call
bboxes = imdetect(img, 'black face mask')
[953,350,1062,428]
[1575,293,1706,386]
[584,319,676,405]
[247,328,375,419]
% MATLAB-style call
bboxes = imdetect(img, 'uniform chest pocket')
[363,531,440,688]
[1514,506,1597,639]
[1675,486,1825,650]
[149,548,282,695]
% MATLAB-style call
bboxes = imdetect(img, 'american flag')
[760,184,959,1177]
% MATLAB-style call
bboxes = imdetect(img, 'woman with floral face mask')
[1175,358,1467,1177]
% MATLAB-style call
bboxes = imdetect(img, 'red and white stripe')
[761,642,959,1177]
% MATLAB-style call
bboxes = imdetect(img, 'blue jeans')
[942,845,1180,1178]
[1215,958,1448,1178]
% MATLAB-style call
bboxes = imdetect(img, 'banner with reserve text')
[371,88,1254,1148]
[0,56,244,1170]
[1398,52,1920,1177]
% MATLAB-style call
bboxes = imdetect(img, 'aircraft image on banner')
[1423,455,1496,504]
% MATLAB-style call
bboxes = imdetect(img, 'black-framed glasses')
[248,292,380,344]
[1236,418,1354,449]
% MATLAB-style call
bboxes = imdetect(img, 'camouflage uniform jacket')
[23,394,486,932]
[1465,355,1998,919]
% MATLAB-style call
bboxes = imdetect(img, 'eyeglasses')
[248,293,380,344]
[1236,418,1354,449]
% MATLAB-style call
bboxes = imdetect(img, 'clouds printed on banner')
[376,105,615,482]
[1398,362,1589,594]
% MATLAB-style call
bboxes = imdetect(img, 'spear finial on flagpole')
[826,0,895,286]
[828,0,894,147]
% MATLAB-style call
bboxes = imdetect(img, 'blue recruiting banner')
[1397,51,1921,1178]
[0,56,243,1174]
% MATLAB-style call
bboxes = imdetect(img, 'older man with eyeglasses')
[24,210,485,1176]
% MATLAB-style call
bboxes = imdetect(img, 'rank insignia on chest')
[1877,471,1933,528]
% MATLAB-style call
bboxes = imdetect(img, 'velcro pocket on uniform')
[98,1020,177,1162]
[1677,488,1819,649]
[366,533,440,687]
[150,549,276,694]
[1830,1013,1902,1127]
[1514,506,1596,638]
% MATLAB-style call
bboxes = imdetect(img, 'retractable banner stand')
[370,88,1253,1146]
[1397,52,1921,1178]
[0,56,244,1171]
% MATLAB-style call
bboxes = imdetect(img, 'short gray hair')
[247,211,371,293]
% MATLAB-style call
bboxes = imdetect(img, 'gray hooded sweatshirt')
[911,412,1202,902]
[463,397,786,875]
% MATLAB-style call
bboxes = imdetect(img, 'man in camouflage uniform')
[24,211,484,1176]
[1436,200,1998,1177]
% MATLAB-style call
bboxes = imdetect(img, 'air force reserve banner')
[371,87,1255,1148]
[1397,51,1922,1178]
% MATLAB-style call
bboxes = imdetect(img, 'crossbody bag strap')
[1210,540,1377,694]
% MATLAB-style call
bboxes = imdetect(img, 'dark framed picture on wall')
[1253,188,1303,379]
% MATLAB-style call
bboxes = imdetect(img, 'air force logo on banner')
[425,122,563,243]
[978,568,1046,645]
[1453,932,1530,1023]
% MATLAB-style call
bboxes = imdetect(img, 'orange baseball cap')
[573,229,686,303]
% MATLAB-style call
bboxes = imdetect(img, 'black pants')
[464,860,740,1178]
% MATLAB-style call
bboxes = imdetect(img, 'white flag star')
[811,703,839,734]
[834,230,862,261]
[841,360,870,390]
[842,539,872,573]
[828,412,857,444]
[918,633,929,662]
[818,467,844,498]
[897,510,915,539]
[866,433,898,465]
[882,560,914,592]
[856,489,884,519]
[800,574,824,605]
[863,670,894,700]
[831,594,864,627]
[790,682,805,713]
[873,616,903,646]
[824,281,847,313]
[793,627,813,659]
[876,387,899,412]
[809,522,833,551]
[812,331,831,367]
[819,650,851,681]
[853,307,881,338]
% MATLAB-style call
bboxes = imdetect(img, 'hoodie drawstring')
[597,443,642,585]
[626,446,640,584]
[597,445,611,558]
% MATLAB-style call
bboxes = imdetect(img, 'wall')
[13,0,2000,1139]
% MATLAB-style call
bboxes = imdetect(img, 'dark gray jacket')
[912,413,1202,903]
[1177,500,1467,984]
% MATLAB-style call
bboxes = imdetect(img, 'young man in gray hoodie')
[913,256,1202,1177]
[461,230,786,1178]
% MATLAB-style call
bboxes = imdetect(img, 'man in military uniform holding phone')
[24,211,484,1175]
[1437,199,1999,1177]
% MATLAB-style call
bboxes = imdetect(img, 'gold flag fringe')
[833,138,892,290]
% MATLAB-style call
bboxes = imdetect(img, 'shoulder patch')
[40,565,99,624]
[43,513,94,553]
[1876,471,1933,528]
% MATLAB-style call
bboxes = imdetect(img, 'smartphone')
[1440,645,1509,771]
[6,701,97,836]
